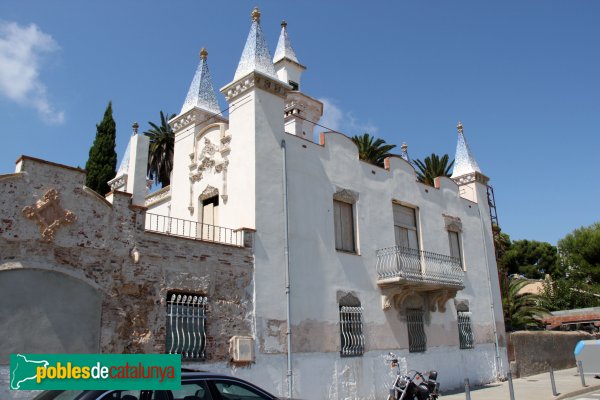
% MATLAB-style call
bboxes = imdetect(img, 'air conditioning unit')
[229,336,254,363]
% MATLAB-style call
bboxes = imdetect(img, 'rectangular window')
[334,200,355,252]
[393,204,419,249]
[406,308,426,353]
[457,311,474,349]
[448,231,462,265]
[166,292,207,360]
[339,306,364,357]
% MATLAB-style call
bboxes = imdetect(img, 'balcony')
[376,246,464,311]
[144,213,245,247]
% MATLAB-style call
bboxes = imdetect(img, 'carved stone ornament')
[22,188,77,242]
[452,171,489,186]
[199,185,219,201]
[443,214,462,232]
[190,172,203,183]
[333,188,359,204]
[198,157,216,172]
[108,173,127,191]
[214,160,229,174]
[222,71,288,102]
[380,287,456,312]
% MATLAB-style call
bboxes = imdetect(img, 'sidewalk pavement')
[441,367,600,400]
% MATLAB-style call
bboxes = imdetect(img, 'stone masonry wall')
[508,331,599,377]
[0,156,254,365]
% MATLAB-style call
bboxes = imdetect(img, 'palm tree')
[351,133,396,167]
[145,111,176,187]
[503,278,549,331]
[413,153,454,186]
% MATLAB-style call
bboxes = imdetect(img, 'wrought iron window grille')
[407,308,427,353]
[166,293,207,360]
[339,306,364,357]
[458,311,474,349]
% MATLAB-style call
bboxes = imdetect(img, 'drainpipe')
[478,207,503,380]
[281,139,293,397]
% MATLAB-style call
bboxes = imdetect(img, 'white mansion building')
[0,7,508,400]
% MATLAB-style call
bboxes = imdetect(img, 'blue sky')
[1,1,598,245]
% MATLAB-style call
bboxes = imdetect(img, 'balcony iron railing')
[145,213,244,247]
[376,245,464,288]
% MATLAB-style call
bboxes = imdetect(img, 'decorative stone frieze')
[333,188,359,204]
[452,171,489,186]
[190,172,203,183]
[22,188,77,242]
[145,186,171,207]
[443,214,462,232]
[108,174,127,191]
[170,108,225,133]
[200,185,219,201]
[221,71,290,102]
[380,287,457,312]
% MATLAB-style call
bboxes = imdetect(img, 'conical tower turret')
[451,121,482,178]
[233,7,278,81]
[180,48,220,115]
[273,20,306,89]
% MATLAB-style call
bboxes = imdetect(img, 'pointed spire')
[273,20,299,64]
[234,7,277,81]
[451,121,482,178]
[181,48,220,115]
[400,142,410,162]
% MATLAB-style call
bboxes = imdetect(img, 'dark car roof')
[32,372,282,400]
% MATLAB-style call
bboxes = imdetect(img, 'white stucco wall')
[149,76,507,398]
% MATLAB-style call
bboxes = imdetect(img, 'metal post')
[578,360,587,387]
[508,371,516,400]
[549,366,558,396]
[464,378,471,400]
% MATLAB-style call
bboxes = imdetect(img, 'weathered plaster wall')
[0,156,255,399]
[508,331,598,378]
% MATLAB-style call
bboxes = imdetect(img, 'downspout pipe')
[478,207,503,380]
[281,139,293,397]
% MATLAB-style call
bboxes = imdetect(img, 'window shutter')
[449,231,461,261]
[340,202,354,252]
[334,201,343,250]
[393,204,416,228]
[334,200,355,252]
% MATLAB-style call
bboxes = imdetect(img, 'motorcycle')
[386,352,440,400]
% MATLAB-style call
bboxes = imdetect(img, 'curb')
[554,383,600,399]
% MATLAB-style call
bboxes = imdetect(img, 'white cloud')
[0,21,64,124]
[318,98,378,136]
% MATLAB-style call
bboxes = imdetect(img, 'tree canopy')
[145,111,176,188]
[350,133,396,167]
[85,102,117,195]
[541,279,600,311]
[499,239,561,279]
[558,222,600,284]
[413,153,454,186]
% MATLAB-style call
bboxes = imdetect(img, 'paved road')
[566,389,600,399]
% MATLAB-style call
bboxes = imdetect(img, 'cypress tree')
[85,101,117,195]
